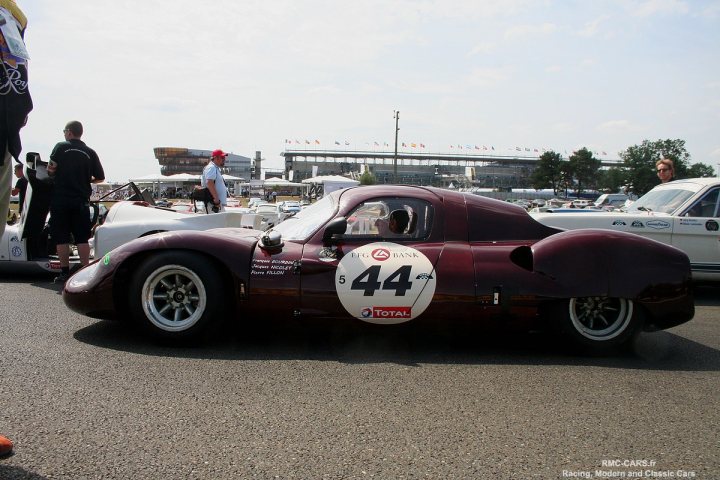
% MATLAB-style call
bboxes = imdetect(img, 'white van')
[594,193,629,210]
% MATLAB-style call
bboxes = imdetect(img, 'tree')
[530,151,564,194]
[566,147,601,195]
[359,169,376,185]
[619,139,691,195]
[688,162,716,178]
[596,167,627,193]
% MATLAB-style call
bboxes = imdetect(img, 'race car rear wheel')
[556,297,642,351]
[129,251,224,340]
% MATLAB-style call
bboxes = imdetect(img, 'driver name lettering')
[251,258,295,276]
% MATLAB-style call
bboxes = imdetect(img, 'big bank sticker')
[335,242,437,324]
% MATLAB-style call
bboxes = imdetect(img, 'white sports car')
[531,177,720,282]
[92,200,254,258]
[0,153,112,273]
[0,153,263,273]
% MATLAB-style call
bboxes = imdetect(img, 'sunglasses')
[657,168,670,173]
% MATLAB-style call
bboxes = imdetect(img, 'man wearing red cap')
[201,149,228,213]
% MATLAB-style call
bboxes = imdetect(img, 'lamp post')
[393,110,400,182]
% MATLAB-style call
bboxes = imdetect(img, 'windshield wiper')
[636,206,652,212]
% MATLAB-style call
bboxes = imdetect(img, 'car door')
[672,187,720,275]
[298,196,444,324]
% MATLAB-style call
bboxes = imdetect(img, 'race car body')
[63,185,694,352]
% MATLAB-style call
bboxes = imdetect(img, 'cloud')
[551,122,575,133]
[629,0,689,17]
[504,23,557,40]
[463,67,511,87]
[142,98,200,113]
[467,41,497,56]
[699,3,720,18]
[577,15,611,37]
[597,120,645,132]
[711,148,720,158]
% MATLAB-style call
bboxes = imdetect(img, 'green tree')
[359,169,376,185]
[596,166,627,193]
[530,150,564,194]
[619,139,691,195]
[567,147,601,195]
[688,162,716,178]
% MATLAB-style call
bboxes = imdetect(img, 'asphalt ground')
[0,276,718,480]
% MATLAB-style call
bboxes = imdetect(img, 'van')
[594,193,629,210]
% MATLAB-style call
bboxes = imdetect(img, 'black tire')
[129,251,225,341]
[553,297,643,352]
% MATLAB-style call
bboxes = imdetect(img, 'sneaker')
[0,434,13,457]
[53,273,70,284]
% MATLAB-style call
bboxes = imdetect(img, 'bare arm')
[206,179,219,203]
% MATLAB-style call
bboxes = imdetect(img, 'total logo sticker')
[336,242,437,325]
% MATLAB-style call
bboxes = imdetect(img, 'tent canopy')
[263,177,304,187]
[301,175,360,195]
[301,175,360,186]
[128,173,244,183]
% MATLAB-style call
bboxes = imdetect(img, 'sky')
[13,0,720,182]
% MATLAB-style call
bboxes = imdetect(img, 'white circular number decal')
[335,242,437,324]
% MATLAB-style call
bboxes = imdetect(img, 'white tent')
[128,173,169,183]
[167,173,201,181]
[302,175,360,194]
[263,177,304,187]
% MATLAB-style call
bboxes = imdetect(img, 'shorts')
[50,197,92,244]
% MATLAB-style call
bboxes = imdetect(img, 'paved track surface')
[1,275,718,479]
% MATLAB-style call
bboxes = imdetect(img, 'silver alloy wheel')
[141,264,208,332]
[568,297,633,341]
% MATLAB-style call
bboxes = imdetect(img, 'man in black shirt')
[11,162,27,213]
[47,120,105,283]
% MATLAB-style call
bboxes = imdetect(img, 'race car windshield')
[628,188,696,214]
[271,195,336,241]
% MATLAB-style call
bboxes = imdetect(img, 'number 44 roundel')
[335,242,437,324]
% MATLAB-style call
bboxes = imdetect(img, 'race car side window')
[685,188,719,218]
[343,198,433,240]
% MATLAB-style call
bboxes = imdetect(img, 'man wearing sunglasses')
[656,158,675,184]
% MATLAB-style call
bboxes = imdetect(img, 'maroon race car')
[63,185,694,351]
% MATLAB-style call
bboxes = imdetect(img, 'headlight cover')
[66,261,102,290]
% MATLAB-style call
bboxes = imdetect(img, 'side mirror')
[323,217,348,244]
[259,230,284,251]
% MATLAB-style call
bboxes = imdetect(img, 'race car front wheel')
[129,251,224,341]
[555,297,642,352]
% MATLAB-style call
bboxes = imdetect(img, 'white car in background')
[531,177,720,282]
[279,200,301,215]
[254,203,283,229]
[1,154,267,273]
[92,200,254,258]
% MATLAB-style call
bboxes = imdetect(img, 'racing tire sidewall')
[553,297,643,353]
[129,251,224,342]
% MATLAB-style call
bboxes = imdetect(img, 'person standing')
[201,149,227,213]
[0,0,31,235]
[0,0,31,458]
[11,161,26,213]
[656,158,675,184]
[47,120,105,283]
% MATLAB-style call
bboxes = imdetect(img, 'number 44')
[339,265,413,296]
